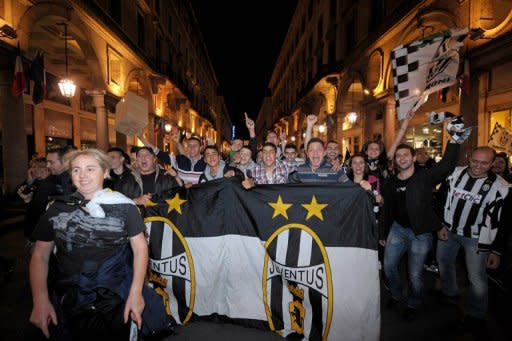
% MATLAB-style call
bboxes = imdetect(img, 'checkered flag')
[429,111,455,124]
[391,28,468,120]
[446,115,472,144]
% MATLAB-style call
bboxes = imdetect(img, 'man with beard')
[379,139,459,321]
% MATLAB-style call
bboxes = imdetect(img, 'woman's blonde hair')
[66,148,112,173]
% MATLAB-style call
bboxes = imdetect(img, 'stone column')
[33,105,46,156]
[384,96,397,151]
[0,68,28,193]
[336,113,344,147]
[87,90,108,151]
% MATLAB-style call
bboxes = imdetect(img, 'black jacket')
[116,166,180,199]
[379,143,459,239]
[198,164,244,183]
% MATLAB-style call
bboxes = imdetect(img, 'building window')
[490,109,512,134]
[154,0,160,14]
[137,10,145,48]
[405,123,443,160]
[109,0,121,24]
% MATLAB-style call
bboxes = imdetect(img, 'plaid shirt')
[251,160,296,184]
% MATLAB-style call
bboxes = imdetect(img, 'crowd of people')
[16,113,511,339]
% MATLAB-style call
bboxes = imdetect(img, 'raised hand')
[244,112,255,129]
[306,114,318,126]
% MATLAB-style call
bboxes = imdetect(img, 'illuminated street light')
[347,112,358,124]
[318,123,326,134]
[57,23,76,98]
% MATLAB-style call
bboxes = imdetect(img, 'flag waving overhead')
[143,179,380,340]
[391,28,468,120]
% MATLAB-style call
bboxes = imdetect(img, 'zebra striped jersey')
[443,166,510,247]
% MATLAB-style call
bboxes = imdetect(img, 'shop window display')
[404,123,443,161]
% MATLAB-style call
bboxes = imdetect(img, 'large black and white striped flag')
[144,179,379,340]
[391,28,467,120]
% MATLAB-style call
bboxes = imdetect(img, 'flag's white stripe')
[162,225,181,324]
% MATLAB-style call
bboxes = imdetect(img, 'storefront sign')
[115,91,148,136]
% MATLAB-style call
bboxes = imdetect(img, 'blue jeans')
[383,222,433,308]
[437,232,488,319]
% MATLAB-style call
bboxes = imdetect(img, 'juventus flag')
[143,179,380,340]
[391,28,467,120]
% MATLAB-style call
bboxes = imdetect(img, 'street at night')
[1,1,512,340]
[1,202,511,340]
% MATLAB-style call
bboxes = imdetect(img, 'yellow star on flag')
[302,195,328,221]
[144,199,158,208]
[268,195,293,219]
[166,193,187,214]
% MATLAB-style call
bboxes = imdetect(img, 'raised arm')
[387,116,411,160]
[245,112,257,159]
[305,115,318,150]
[170,132,186,155]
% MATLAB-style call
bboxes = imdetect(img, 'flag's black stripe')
[451,175,477,234]
[307,239,324,339]
[463,178,495,237]
[268,235,283,331]
[149,220,164,259]
[171,232,188,322]
[395,55,407,67]
[407,45,418,54]
[147,181,378,249]
[286,228,302,268]
[398,89,409,99]
[408,60,419,72]
[308,290,323,340]
[397,73,408,83]
[270,276,284,330]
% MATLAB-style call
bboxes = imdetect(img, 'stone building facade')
[0,0,231,192]
[258,0,512,163]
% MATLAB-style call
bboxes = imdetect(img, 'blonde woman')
[29,149,173,340]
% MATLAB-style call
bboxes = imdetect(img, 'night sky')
[190,1,297,138]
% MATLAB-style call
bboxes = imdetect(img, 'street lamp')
[164,123,172,133]
[347,112,358,124]
[57,23,76,98]
[318,123,326,134]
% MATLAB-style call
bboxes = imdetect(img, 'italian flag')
[11,52,26,97]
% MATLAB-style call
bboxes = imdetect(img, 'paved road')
[1,206,510,340]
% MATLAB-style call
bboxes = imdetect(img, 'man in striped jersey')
[437,146,510,329]
[139,134,206,186]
